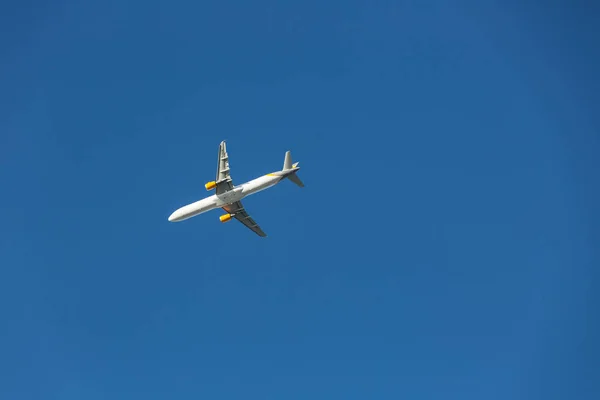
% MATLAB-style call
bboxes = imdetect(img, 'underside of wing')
[215,141,234,194]
[222,201,267,237]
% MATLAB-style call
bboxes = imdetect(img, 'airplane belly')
[242,176,279,196]
[216,187,243,205]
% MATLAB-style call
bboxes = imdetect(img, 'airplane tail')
[282,151,304,188]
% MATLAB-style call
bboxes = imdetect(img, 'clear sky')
[1,1,598,399]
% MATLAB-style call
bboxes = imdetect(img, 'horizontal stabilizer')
[287,172,304,187]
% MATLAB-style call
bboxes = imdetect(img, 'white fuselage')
[168,174,282,222]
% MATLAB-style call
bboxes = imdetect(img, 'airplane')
[167,140,304,237]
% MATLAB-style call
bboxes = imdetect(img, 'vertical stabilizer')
[282,150,304,187]
[283,151,293,170]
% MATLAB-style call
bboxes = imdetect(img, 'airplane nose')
[168,207,187,222]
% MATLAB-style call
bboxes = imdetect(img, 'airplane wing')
[222,201,267,237]
[215,141,234,195]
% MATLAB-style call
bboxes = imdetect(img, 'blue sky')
[1,1,598,399]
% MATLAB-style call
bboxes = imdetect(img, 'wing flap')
[222,201,267,237]
[215,141,234,194]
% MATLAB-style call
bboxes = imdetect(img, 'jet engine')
[220,214,232,223]
[205,181,216,190]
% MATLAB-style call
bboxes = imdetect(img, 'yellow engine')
[205,181,217,191]
[220,214,232,223]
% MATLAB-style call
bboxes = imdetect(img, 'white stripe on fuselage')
[168,174,282,222]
